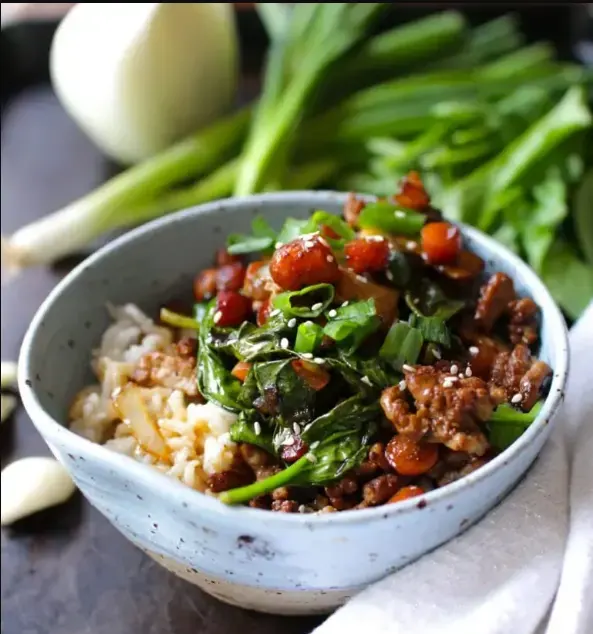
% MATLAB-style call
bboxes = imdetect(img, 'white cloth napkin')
[315,304,593,634]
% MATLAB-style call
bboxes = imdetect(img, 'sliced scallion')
[295,321,324,354]
[160,308,200,331]
[358,202,426,236]
[379,321,424,369]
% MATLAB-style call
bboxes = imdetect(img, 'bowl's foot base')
[141,547,355,616]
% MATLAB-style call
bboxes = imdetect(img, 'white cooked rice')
[68,304,239,492]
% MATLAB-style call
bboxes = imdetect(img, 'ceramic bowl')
[18,192,568,616]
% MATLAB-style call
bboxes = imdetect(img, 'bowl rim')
[18,190,569,526]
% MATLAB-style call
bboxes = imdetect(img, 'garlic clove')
[50,3,238,164]
[1,457,77,526]
[1,361,18,389]
[1,394,17,423]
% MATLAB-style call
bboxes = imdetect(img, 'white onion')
[50,3,239,164]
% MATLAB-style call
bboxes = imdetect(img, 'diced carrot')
[231,361,252,382]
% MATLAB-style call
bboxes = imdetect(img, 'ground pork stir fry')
[69,172,552,512]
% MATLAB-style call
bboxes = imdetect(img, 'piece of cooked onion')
[114,386,170,462]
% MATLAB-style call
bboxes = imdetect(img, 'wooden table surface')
[0,84,324,634]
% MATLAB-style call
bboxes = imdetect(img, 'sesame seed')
[361,376,372,386]
[298,504,307,513]
[310,441,320,449]
[511,393,523,404]
[213,311,222,324]
[450,364,459,375]
[288,318,297,328]
[275,242,283,249]
[449,376,459,383]
[306,453,318,463]
[442,379,454,389]
[465,367,473,377]
[398,380,406,391]
[254,422,262,436]
[458,373,465,379]
[283,435,295,446]
[342,301,349,307]
[314,357,325,364]
[327,255,334,262]
[394,210,406,219]
[293,422,301,435]
[469,346,479,355]
[356,274,368,283]
[431,348,442,359]
[280,337,289,349]
[386,270,394,281]
[406,241,417,250]
[328,309,337,318]
[302,352,313,359]
[304,240,315,249]
[402,364,416,373]
[270,309,281,317]
[366,234,385,242]
[311,302,323,311]
[319,237,330,248]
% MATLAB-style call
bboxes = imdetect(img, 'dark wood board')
[1,5,589,634]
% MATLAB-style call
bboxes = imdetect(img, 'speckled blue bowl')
[19,192,568,615]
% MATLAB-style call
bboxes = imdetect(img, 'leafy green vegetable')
[273,283,335,318]
[276,217,310,245]
[295,321,324,354]
[219,396,381,503]
[520,168,568,272]
[574,169,593,265]
[358,201,426,235]
[409,314,451,347]
[487,401,543,450]
[379,321,424,369]
[253,360,317,427]
[227,215,276,255]
[328,354,398,392]
[386,250,413,287]
[218,313,292,362]
[541,239,593,319]
[230,410,275,455]
[323,299,380,353]
[159,308,200,331]
[197,302,243,411]
[405,280,465,320]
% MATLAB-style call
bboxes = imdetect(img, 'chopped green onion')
[358,202,426,236]
[379,321,424,370]
[160,308,200,331]
[487,401,543,450]
[303,210,356,249]
[409,314,451,347]
[295,321,324,354]
[219,454,312,505]
[323,299,380,353]
[273,283,335,318]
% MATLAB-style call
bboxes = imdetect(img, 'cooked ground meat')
[381,365,496,456]
[362,474,399,505]
[489,344,552,411]
[508,298,539,346]
[475,272,516,332]
[132,349,199,397]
